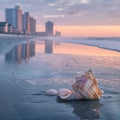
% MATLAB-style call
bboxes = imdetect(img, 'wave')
[50,37,120,53]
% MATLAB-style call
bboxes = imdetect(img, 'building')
[5,6,23,33]
[8,24,13,33]
[22,12,30,34]
[0,22,8,33]
[55,31,61,36]
[16,6,23,33]
[5,5,36,35]
[36,32,46,36]
[30,17,36,35]
[45,21,54,36]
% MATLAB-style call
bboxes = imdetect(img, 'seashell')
[71,69,103,100]
[46,69,103,101]
[60,92,84,100]
[57,88,72,97]
[45,89,57,96]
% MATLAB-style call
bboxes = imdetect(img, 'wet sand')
[0,36,120,120]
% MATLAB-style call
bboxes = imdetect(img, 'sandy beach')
[0,35,120,120]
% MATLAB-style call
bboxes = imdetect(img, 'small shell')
[57,88,72,97]
[45,89,57,96]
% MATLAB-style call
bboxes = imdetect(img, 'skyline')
[0,0,120,37]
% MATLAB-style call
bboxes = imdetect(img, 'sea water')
[0,35,120,120]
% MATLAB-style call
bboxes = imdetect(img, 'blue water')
[50,37,120,52]
[0,35,120,120]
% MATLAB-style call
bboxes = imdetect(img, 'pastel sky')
[0,0,120,37]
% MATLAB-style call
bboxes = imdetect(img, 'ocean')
[0,35,120,120]
[49,37,120,52]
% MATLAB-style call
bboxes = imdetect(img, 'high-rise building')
[5,6,23,33]
[30,17,36,35]
[55,31,61,36]
[22,12,30,34]
[45,21,54,36]
[8,24,13,33]
[0,22,8,33]
[16,6,23,33]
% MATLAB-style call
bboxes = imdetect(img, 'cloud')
[80,0,90,4]
[0,0,120,25]
[44,14,65,18]
[48,3,56,6]
[67,0,90,6]
[56,8,64,11]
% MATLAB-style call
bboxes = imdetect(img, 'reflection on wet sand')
[36,40,120,56]
[4,39,120,66]
[45,40,53,53]
[5,41,35,64]
[1,38,120,120]
[57,98,103,120]
[36,40,56,54]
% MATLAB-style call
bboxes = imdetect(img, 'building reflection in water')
[57,98,103,120]
[44,40,53,53]
[35,40,60,54]
[5,41,35,64]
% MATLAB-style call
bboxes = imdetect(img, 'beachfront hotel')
[5,5,36,35]
[22,12,31,34]
[5,6,23,33]
[0,5,60,36]
[45,21,54,36]
[22,12,36,35]
[36,21,61,37]
[30,17,36,35]
[0,22,8,33]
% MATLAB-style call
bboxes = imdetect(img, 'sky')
[0,0,120,37]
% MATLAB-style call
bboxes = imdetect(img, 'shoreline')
[60,40,120,54]
[0,35,120,59]
[1,34,120,54]
[0,35,120,120]
[1,35,120,57]
[39,40,120,57]
[45,37,120,54]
